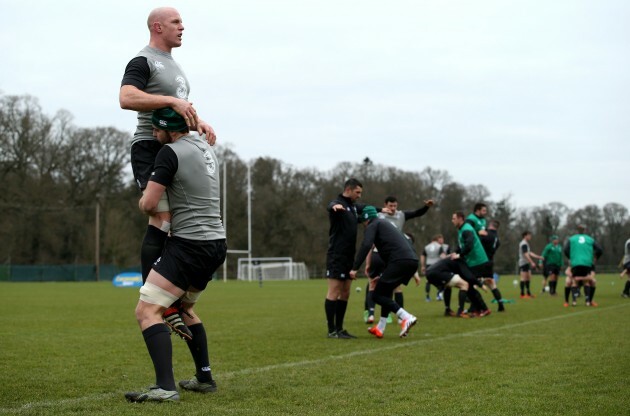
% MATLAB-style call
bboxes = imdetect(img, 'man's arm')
[119,57,215,143]
[459,230,475,256]
[119,85,198,124]
[420,252,427,274]
[139,181,166,215]
[593,241,604,260]
[352,225,377,271]
[139,146,177,215]
[402,199,434,221]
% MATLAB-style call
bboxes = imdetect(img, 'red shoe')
[457,312,470,319]
[478,309,492,317]
[367,326,383,339]
[366,315,375,324]
[586,301,598,307]
[563,302,569,307]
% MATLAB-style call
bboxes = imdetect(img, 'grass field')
[0,275,629,416]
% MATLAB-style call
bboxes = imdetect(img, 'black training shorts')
[519,264,531,273]
[379,259,419,286]
[571,265,592,279]
[152,236,227,291]
[543,264,561,278]
[326,253,353,280]
[130,139,162,190]
[367,251,386,279]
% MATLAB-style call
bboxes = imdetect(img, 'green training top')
[541,243,563,267]
[465,213,486,233]
[567,234,595,267]
[458,222,489,268]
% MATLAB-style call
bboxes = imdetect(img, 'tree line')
[1,93,628,277]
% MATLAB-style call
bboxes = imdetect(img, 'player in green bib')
[465,203,488,237]
[563,225,603,306]
[451,211,491,317]
[541,235,563,295]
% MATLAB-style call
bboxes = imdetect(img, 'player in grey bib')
[126,108,226,404]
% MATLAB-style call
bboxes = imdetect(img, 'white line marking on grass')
[1,303,626,413]
[220,303,629,379]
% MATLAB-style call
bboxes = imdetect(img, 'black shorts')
[571,265,592,279]
[368,251,386,279]
[152,236,227,291]
[469,261,494,279]
[326,254,353,280]
[379,259,419,286]
[426,270,453,290]
[470,262,492,279]
[130,139,162,190]
[519,264,531,273]
[624,261,630,273]
[543,264,560,278]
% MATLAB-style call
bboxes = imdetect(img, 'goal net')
[237,257,309,281]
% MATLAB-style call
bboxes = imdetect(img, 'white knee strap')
[139,282,179,308]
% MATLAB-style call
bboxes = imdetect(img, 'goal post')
[237,257,310,281]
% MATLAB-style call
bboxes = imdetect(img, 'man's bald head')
[147,7,179,31]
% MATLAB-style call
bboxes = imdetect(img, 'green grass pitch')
[0,275,628,415]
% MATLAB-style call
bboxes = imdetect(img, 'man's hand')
[171,99,199,128]
[349,270,358,280]
[196,119,217,145]
[331,204,345,212]
[424,199,435,207]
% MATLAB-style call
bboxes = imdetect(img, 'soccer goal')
[237,257,309,281]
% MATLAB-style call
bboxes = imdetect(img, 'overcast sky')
[1,0,628,211]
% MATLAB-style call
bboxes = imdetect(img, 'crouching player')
[426,256,490,318]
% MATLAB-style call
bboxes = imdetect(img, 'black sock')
[443,288,452,310]
[458,290,467,313]
[185,323,213,383]
[469,288,487,311]
[325,299,336,333]
[589,286,596,302]
[364,283,370,310]
[394,292,404,308]
[520,281,525,295]
[584,285,592,302]
[141,225,168,282]
[492,288,504,310]
[142,323,176,391]
[525,281,531,295]
[572,287,579,301]
[564,287,571,302]
[366,290,375,316]
[549,281,556,294]
[335,300,348,332]
[425,282,431,297]
[624,281,630,295]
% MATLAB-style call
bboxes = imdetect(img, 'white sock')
[396,308,412,321]
[377,317,388,332]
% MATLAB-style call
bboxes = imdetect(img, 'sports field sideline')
[0,276,628,415]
